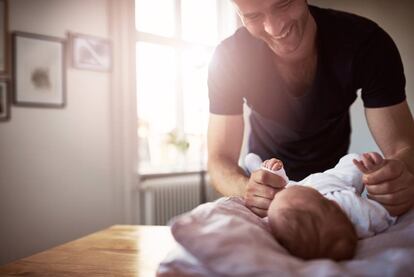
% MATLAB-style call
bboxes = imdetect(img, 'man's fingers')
[252,170,286,188]
[382,202,414,217]
[247,196,272,210]
[365,164,414,216]
[367,188,410,206]
[365,180,405,195]
[364,159,404,185]
[249,207,267,218]
[253,184,278,199]
[244,183,273,209]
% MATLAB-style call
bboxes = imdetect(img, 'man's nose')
[263,15,284,36]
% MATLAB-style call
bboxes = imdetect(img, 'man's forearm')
[208,157,249,197]
[388,146,414,175]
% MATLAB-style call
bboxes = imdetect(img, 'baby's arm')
[352,152,384,174]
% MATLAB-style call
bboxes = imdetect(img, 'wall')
[308,0,414,153]
[0,0,127,265]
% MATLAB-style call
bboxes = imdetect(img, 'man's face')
[233,0,310,56]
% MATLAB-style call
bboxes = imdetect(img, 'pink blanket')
[157,197,414,277]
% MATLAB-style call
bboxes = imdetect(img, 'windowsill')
[138,164,207,181]
[139,169,206,181]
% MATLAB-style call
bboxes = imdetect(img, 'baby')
[246,152,397,261]
[268,185,357,261]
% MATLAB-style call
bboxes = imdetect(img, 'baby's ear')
[330,236,357,261]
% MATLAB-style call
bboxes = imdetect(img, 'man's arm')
[207,113,285,217]
[364,100,414,215]
[207,113,248,196]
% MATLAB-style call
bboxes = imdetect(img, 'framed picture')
[0,78,10,121]
[69,32,112,72]
[0,0,9,76]
[13,32,66,108]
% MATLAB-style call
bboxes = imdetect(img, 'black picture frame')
[12,31,66,108]
[0,0,9,76]
[0,78,10,121]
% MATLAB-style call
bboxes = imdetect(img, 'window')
[135,0,238,174]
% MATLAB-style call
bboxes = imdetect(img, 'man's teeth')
[274,27,291,39]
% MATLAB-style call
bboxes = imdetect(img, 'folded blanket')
[157,197,414,277]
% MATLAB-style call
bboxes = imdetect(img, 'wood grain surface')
[0,225,176,276]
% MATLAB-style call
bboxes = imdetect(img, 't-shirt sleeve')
[208,44,244,115]
[354,26,406,108]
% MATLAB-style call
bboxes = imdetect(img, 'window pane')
[219,0,239,40]
[135,0,175,37]
[181,46,213,169]
[181,0,218,45]
[136,42,177,172]
[182,46,211,135]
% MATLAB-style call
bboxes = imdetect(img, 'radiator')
[140,174,202,225]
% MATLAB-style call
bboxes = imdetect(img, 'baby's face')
[268,186,357,261]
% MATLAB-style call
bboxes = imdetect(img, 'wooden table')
[0,225,177,276]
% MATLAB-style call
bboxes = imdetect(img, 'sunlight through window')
[181,0,218,45]
[136,42,177,135]
[135,0,237,174]
[135,0,175,37]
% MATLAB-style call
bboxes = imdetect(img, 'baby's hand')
[263,158,284,172]
[352,152,384,174]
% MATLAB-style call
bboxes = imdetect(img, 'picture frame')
[13,31,66,108]
[69,32,112,72]
[0,78,10,121]
[0,0,9,76]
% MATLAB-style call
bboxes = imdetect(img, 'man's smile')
[272,24,293,40]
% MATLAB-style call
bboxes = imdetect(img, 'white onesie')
[245,153,397,238]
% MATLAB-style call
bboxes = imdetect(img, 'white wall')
[0,0,127,265]
[308,0,414,153]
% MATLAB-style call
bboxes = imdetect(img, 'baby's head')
[268,186,357,261]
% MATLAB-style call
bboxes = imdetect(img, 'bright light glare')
[136,42,178,170]
[136,42,177,134]
[135,0,238,173]
[135,0,175,37]
[220,1,239,39]
[182,46,212,135]
[181,46,213,168]
[181,0,218,45]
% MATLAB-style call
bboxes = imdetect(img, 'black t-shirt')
[208,5,406,181]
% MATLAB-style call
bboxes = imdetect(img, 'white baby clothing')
[287,153,397,238]
[244,152,397,238]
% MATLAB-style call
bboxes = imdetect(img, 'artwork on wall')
[69,32,112,72]
[0,78,10,121]
[0,0,9,76]
[13,32,66,108]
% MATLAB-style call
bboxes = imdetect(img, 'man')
[207,0,414,218]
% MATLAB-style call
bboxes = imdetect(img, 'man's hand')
[354,153,414,216]
[244,170,287,217]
